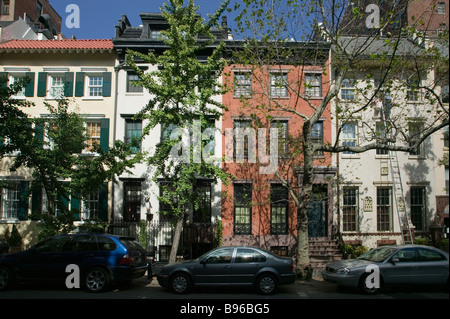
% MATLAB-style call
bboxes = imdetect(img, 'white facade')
[112,62,224,225]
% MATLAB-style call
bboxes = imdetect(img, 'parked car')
[0,239,8,254]
[157,246,296,295]
[0,233,149,292]
[322,245,449,294]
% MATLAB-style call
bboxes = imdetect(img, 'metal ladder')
[379,97,413,244]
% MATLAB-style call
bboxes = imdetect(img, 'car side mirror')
[200,259,207,265]
[390,257,399,264]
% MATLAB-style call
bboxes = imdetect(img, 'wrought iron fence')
[107,221,218,262]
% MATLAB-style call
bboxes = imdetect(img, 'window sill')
[82,97,105,101]
[0,219,20,224]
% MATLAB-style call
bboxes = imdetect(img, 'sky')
[49,0,237,40]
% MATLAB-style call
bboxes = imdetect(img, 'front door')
[308,185,328,238]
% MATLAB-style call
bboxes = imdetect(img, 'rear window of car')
[96,236,117,251]
[118,237,144,251]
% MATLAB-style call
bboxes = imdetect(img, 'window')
[270,73,288,97]
[437,2,445,14]
[1,0,10,15]
[86,75,103,97]
[441,85,449,104]
[9,75,26,98]
[124,119,142,153]
[75,72,111,98]
[341,79,355,100]
[446,165,449,195]
[408,121,424,156]
[159,181,178,222]
[410,187,426,231]
[305,73,322,97]
[85,121,101,153]
[123,181,141,222]
[234,72,252,97]
[126,72,143,93]
[37,1,43,16]
[193,181,212,223]
[343,187,358,232]
[377,188,392,231]
[342,123,357,154]
[407,79,420,101]
[1,183,20,220]
[272,120,289,156]
[47,75,65,99]
[81,193,99,220]
[234,184,252,235]
[418,247,446,261]
[311,121,324,156]
[234,119,254,161]
[270,184,288,235]
[376,122,389,155]
[203,247,234,264]
[235,248,266,263]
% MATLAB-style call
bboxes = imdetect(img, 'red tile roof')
[0,39,114,51]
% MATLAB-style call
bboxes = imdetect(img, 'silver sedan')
[322,245,449,294]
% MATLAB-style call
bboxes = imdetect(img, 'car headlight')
[336,267,350,275]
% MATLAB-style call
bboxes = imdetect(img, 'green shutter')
[98,183,108,222]
[71,190,81,221]
[75,72,85,97]
[31,188,42,215]
[25,72,35,97]
[102,72,112,97]
[18,181,29,221]
[37,72,47,97]
[100,118,110,152]
[0,72,7,89]
[34,121,44,148]
[64,72,74,97]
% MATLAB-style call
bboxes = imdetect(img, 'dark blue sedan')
[0,233,149,292]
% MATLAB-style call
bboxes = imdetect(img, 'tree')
[2,77,140,238]
[0,76,35,161]
[126,0,231,263]
[231,0,449,277]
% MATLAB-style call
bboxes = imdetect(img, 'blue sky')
[50,0,237,39]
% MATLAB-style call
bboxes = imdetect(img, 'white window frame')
[342,122,357,155]
[270,72,288,98]
[85,74,103,98]
[9,74,26,99]
[341,78,355,101]
[47,74,65,99]
[83,120,102,154]
[1,183,20,221]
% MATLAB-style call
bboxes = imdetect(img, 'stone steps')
[308,238,343,276]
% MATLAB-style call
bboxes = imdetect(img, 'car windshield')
[357,247,397,262]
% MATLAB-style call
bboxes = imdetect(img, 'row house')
[112,13,227,260]
[221,41,336,257]
[333,0,449,248]
[0,39,115,247]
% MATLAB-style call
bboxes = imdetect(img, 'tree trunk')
[169,212,185,264]
[295,131,314,279]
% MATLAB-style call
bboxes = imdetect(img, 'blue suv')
[0,233,149,292]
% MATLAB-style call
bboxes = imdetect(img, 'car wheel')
[358,272,382,295]
[170,272,192,294]
[0,266,14,291]
[256,273,277,295]
[84,267,111,293]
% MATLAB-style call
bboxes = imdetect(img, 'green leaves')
[126,0,232,222]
